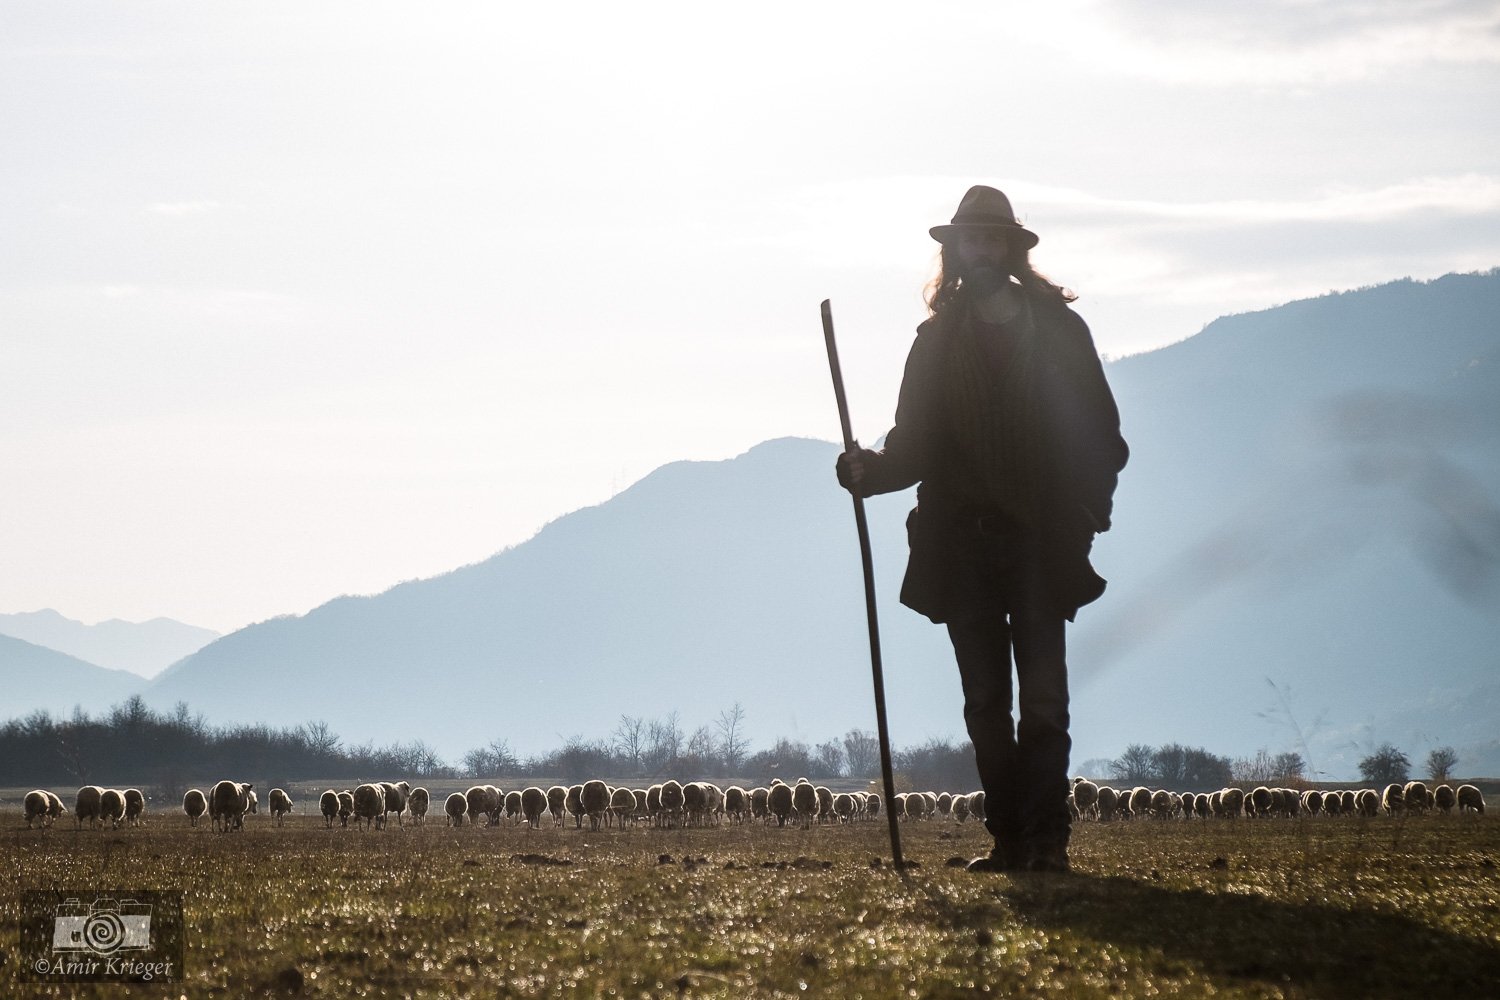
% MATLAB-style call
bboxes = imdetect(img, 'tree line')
[0,698,1463,798]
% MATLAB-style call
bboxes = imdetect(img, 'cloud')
[145,200,225,216]
[1069,0,1500,85]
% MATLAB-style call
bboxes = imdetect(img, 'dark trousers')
[946,567,1072,855]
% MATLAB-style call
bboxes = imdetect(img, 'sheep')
[24,789,52,827]
[750,786,771,822]
[1195,793,1211,819]
[658,780,686,828]
[521,786,549,828]
[1221,787,1245,818]
[1433,784,1457,814]
[246,788,259,816]
[504,789,524,825]
[1094,785,1119,822]
[319,790,340,828]
[183,789,208,827]
[465,785,493,826]
[768,782,794,827]
[966,790,986,823]
[566,784,586,828]
[682,782,708,826]
[269,788,293,826]
[484,785,505,826]
[547,786,568,826]
[1150,789,1175,819]
[833,792,856,823]
[1322,791,1344,817]
[379,781,409,826]
[867,792,883,820]
[1072,779,1099,821]
[47,791,65,823]
[608,786,636,827]
[816,786,836,823]
[580,780,611,831]
[1457,784,1485,814]
[352,783,386,830]
[407,787,430,825]
[74,785,104,828]
[338,790,355,826]
[703,782,727,825]
[1402,781,1429,815]
[98,788,127,828]
[791,780,818,829]
[1355,788,1380,817]
[633,787,649,820]
[123,788,146,826]
[209,780,253,832]
[1301,790,1323,817]
[445,792,468,826]
[935,791,954,818]
[1382,783,1405,816]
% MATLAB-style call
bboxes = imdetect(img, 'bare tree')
[612,715,647,772]
[842,729,880,778]
[814,740,845,779]
[715,703,750,771]
[643,712,682,773]
[1110,743,1156,784]
[1425,746,1460,782]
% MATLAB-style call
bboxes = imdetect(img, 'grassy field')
[2,809,1497,998]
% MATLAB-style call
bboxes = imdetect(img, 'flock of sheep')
[1066,778,1488,821]
[19,775,1487,832]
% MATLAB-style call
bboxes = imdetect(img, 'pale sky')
[4,1,1498,633]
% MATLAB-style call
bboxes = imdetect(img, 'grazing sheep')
[521,786,549,828]
[834,792,856,822]
[1128,786,1152,819]
[1382,783,1405,816]
[1457,784,1485,814]
[1221,787,1245,818]
[445,792,468,826]
[1150,789,1175,820]
[123,788,146,826]
[1072,779,1099,820]
[338,790,355,826]
[967,790,986,823]
[24,789,52,827]
[379,782,409,826]
[1300,790,1323,816]
[750,786,770,821]
[74,785,104,828]
[935,791,954,818]
[580,780,611,831]
[566,784,586,828]
[1355,788,1380,817]
[867,792,883,820]
[608,786,636,827]
[816,786,836,823]
[1433,784,1457,814]
[1095,785,1119,822]
[465,785,493,826]
[319,790,340,828]
[407,787,430,825]
[724,785,750,824]
[504,790,524,825]
[633,787,649,820]
[99,788,126,828]
[682,782,708,826]
[547,786,568,826]
[246,788,259,816]
[269,788,293,826]
[1402,781,1429,815]
[1322,791,1343,817]
[1248,786,1273,817]
[768,782,794,827]
[791,780,818,829]
[658,780,686,828]
[209,780,253,832]
[352,783,386,830]
[952,793,971,823]
[46,791,65,823]
[183,789,208,827]
[484,785,505,826]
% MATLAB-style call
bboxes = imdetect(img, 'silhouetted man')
[836,185,1127,872]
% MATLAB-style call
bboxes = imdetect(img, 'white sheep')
[768,782,794,827]
[209,780,253,832]
[816,786,836,823]
[352,782,386,830]
[658,780,686,828]
[269,788,294,826]
[580,780,611,831]
[1072,779,1099,820]
[183,789,208,827]
[833,792,856,823]
[74,785,104,828]
[99,788,127,828]
[408,787,430,825]
[338,790,355,826]
[1355,788,1380,817]
[1457,784,1485,814]
[504,789,524,825]
[791,779,818,829]
[1433,784,1457,813]
[1220,787,1245,818]
[379,781,409,826]
[566,784,586,828]
[1381,783,1405,816]
[547,786,568,826]
[24,789,52,827]
[319,789,340,828]
[464,785,493,826]
[445,791,468,826]
[123,788,146,826]
[521,786,549,829]
[1402,781,1429,815]
[609,786,636,827]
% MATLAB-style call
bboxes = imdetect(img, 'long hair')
[924,241,1076,318]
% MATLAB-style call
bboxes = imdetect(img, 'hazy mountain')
[137,270,1500,779]
[0,633,144,716]
[0,609,220,678]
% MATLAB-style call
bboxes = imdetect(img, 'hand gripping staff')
[820,299,905,872]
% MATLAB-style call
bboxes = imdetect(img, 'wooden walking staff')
[820,299,905,872]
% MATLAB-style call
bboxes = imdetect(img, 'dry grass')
[2,808,1498,997]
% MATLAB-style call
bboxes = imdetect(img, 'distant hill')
[0,633,144,716]
[0,609,219,679]
[122,270,1500,779]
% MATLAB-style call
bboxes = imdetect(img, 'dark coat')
[855,291,1128,623]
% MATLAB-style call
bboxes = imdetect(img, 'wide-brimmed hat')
[929,185,1039,249]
